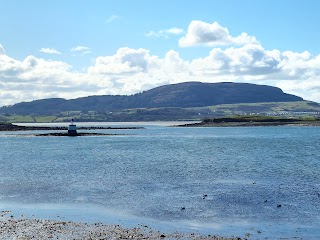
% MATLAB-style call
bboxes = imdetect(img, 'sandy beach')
[0,211,241,240]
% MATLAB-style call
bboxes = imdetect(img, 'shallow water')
[0,123,319,239]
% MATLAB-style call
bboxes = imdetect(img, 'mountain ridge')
[0,82,303,116]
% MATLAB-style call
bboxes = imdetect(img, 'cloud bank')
[0,20,320,106]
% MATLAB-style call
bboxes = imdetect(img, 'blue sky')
[1,0,320,106]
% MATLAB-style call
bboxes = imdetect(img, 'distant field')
[201,101,320,115]
[0,115,57,123]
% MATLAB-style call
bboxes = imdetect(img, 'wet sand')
[0,211,241,240]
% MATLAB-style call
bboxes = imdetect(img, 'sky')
[1,0,320,106]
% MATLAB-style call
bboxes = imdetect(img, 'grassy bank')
[177,115,320,127]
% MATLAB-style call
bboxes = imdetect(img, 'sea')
[0,122,319,239]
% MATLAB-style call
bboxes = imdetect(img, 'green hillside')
[1,101,320,123]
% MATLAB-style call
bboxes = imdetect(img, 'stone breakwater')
[35,132,122,136]
[0,215,242,240]
[0,123,143,131]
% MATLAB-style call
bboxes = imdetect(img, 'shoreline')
[0,212,241,240]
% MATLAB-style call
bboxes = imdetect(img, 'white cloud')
[0,54,73,103]
[179,20,258,47]
[39,48,61,55]
[146,28,184,38]
[88,48,152,75]
[70,46,90,52]
[2,43,320,106]
[105,15,120,23]
[167,28,184,35]
[0,44,5,55]
[70,46,91,56]
[191,44,281,76]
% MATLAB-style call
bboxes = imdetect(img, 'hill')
[0,82,303,116]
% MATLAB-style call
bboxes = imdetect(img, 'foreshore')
[0,212,241,240]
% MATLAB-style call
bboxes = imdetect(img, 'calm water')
[0,123,319,239]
